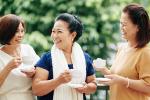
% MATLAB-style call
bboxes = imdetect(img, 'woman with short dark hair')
[0,14,39,100]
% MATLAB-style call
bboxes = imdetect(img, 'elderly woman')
[0,14,39,100]
[94,3,150,100]
[32,13,97,100]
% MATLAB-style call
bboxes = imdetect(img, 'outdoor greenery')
[0,0,150,99]
[0,0,149,59]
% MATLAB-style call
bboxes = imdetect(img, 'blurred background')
[0,0,149,99]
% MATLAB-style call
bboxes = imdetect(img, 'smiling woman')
[95,3,150,100]
[0,14,39,100]
[32,13,97,100]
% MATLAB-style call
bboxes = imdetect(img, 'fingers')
[75,83,88,93]
[59,70,72,84]
[14,57,22,65]
[21,69,36,78]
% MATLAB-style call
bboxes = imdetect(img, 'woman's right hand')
[57,70,72,84]
[6,57,22,70]
[93,63,111,75]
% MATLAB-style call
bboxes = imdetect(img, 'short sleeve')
[137,47,150,85]
[35,52,52,71]
[84,52,95,76]
[26,44,40,63]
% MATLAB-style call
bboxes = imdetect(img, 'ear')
[71,32,77,41]
[136,25,139,32]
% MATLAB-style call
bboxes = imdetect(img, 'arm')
[32,67,71,96]
[0,57,22,86]
[104,74,150,94]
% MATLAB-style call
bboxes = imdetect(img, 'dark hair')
[123,3,150,48]
[0,14,25,45]
[55,13,83,41]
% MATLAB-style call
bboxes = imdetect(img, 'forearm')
[32,78,61,96]
[128,79,150,94]
[119,77,150,94]
[0,66,12,86]
[85,82,97,95]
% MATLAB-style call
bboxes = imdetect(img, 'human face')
[9,23,25,45]
[120,12,139,42]
[51,20,76,51]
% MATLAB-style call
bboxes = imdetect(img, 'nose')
[17,31,24,38]
[51,32,58,39]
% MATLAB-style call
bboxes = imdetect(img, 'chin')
[56,45,62,50]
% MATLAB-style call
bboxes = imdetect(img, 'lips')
[54,40,61,45]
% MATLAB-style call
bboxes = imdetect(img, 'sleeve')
[84,52,95,76]
[137,47,150,85]
[35,52,52,71]
[26,44,40,64]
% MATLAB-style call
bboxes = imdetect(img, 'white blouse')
[0,44,39,100]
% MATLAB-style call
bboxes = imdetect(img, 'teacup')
[69,69,83,84]
[22,56,34,65]
[93,58,106,68]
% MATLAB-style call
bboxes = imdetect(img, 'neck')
[62,43,73,54]
[128,40,137,48]
[2,44,21,57]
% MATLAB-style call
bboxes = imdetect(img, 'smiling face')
[120,12,139,43]
[9,23,25,45]
[51,20,76,51]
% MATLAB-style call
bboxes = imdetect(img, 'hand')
[6,56,22,70]
[21,67,36,78]
[75,82,89,94]
[102,74,126,86]
[75,83,88,94]
[57,70,71,84]
[93,63,111,75]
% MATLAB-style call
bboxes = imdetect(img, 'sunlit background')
[0,0,150,99]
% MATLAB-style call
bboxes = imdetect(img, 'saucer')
[67,83,83,88]
[96,78,111,82]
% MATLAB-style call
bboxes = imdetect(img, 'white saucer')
[20,67,34,72]
[67,83,83,88]
[96,78,111,82]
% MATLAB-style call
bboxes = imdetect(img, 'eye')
[58,30,62,33]
[21,29,24,33]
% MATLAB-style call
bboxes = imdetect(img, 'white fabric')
[0,44,39,100]
[51,42,86,100]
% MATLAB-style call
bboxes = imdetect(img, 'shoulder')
[83,52,92,61]
[41,52,51,58]
[140,45,150,56]
[40,52,52,62]
[117,42,127,51]
[21,44,34,50]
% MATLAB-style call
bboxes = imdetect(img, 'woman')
[0,14,39,100]
[94,3,150,100]
[32,13,97,100]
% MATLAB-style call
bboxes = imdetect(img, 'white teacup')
[93,58,106,68]
[20,56,35,72]
[22,56,34,65]
[69,69,83,84]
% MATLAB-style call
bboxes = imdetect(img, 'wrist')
[126,77,130,88]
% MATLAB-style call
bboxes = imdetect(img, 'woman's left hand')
[75,83,89,94]
[21,68,36,78]
[99,74,126,86]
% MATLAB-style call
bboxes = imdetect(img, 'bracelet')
[126,77,130,88]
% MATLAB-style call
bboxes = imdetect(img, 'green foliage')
[0,0,149,60]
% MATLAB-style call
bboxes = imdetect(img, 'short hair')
[0,14,25,45]
[55,13,83,41]
[123,3,150,48]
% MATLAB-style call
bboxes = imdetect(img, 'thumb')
[104,75,113,79]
